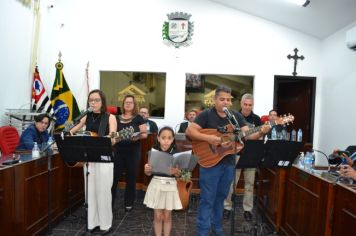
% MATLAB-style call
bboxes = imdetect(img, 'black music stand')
[231,140,302,235]
[54,134,113,235]
[236,140,302,169]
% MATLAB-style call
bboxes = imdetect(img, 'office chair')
[0,126,20,155]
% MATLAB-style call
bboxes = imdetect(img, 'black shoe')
[100,227,111,235]
[89,226,99,233]
[223,209,231,219]
[244,211,252,221]
[125,206,133,212]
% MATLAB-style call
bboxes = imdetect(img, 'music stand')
[231,140,302,235]
[236,140,302,169]
[54,134,113,235]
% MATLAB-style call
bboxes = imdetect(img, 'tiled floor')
[50,190,273,235]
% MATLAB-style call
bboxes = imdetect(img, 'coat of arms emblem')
[163,12,194,48]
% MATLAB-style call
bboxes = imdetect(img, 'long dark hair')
[87,89,107,113]
[153,126,176,154]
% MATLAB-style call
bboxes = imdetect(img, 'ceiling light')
[289,0,310,7]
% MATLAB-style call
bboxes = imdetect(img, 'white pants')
[224,168,256,212]
[84,162,113,230]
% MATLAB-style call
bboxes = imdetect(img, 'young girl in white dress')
[144,126,182,236]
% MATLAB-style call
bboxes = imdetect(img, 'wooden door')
[274,76,316,144]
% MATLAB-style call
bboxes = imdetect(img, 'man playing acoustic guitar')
[186,86,269,236]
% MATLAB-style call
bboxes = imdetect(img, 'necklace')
[92,113,101,123]
[120,114,133,122]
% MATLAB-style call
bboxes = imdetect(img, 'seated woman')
[17,113,50,150]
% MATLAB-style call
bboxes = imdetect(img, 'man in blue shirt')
[17,113,50,150]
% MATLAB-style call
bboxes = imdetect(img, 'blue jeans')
[197,162,235,236]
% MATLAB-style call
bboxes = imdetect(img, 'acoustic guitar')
[66,127,135,167]
[191,114,294,168]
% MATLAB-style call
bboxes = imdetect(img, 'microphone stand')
[312,149,342,183]
[223,110,242,236]
[47,118,56,235]
[312,149,331,172]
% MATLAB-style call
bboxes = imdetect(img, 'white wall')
[315,21,356,164]
[0,0,35,124]
[34,0,321,130]
[7,0,344,157]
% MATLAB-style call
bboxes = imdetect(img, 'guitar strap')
[98,112,109,137]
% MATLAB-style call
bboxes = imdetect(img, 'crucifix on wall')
[287,48,304,76]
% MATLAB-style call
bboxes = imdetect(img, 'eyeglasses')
[124,101,134,105]
[89,98,101,103]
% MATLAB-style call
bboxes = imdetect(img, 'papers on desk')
[148,148,198,175]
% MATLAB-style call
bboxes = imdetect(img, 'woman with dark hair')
[17,113,51,150]
[112,94,147,211]
[70,89,117,234]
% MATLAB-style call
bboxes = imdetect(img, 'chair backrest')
[0,126,20,155]
[107,105,118,115]
[260,115,269,123]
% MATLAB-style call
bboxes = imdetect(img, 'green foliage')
[179,169,191,182]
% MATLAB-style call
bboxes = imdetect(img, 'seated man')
[178,109,197,133]
[17,113,51,150]
[328,148,356,167]
[266,109,287,139]
[139,106,158,134]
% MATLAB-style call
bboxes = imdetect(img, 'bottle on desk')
[297,129,303,142]
[298,152,304,168]
[304,152,314,172]
[291,129,296,141]
[282,129,287,140]
[32,142,40,158]
[271,126,277,140]
[47,137,54,149]
[146,121,150,133]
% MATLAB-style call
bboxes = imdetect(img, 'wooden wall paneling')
[332,184,356,235]
[257,168,287,233]
[281,167,334,236]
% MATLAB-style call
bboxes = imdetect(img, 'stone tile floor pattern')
[50,190,275,235]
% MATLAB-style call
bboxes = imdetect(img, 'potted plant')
[176,169,193,210]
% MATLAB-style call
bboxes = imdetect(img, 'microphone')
[222,107,239,128]
[312,149,331,172]
[73,107,93,123]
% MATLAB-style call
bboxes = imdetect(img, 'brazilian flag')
[50,61,80,131]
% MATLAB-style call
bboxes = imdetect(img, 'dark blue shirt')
[17,124,50,150]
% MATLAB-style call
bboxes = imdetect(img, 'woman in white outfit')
[70,89,117,234]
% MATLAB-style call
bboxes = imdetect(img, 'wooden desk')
[256,168,287,233]
[0,153,84,235]
[281,166,335,236]
[332,183,356,235]
[258,165,356,235]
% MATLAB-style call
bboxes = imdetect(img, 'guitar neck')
[238,121,276,139]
